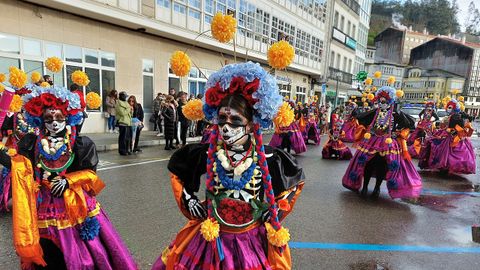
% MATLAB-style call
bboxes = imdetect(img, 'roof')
[406,67,465,79]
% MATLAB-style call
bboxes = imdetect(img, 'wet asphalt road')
[1,135,480,270]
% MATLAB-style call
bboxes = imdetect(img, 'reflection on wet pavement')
[349,260,391,270]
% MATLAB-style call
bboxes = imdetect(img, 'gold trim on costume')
[37,203,101,229]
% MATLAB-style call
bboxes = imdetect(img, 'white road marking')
[97,158,170,171]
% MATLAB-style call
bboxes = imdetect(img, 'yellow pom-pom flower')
[267,40,295,69]
[182,99,205,121]
[361,97,366,102]
[273,102,295,128]
[385,138,393,144]
[371,86,377,92]
[45,57,63,73]
[0,73,6,83]
[459,102,465,111]
[363,102,369,107]
[31,71,42,83]
[7,148,17,157]
[40,82,51,88]
[387,76,396,85]
[458,96,464,102]
[0,84,4,93]
[365,78,373,85]
[364,132,371,140]
[9,67,27,89]
[396,90,404,98]
[211,12,237,43]
[200,219,220,242]
[71,70,90,86]
[9,94,23,113]
[170,51,191,77]
[265,223,290,247]
[86,92,101,109]
[374,71,382,79]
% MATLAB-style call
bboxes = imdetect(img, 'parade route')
[1,135,479,269]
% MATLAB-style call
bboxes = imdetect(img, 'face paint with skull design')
[378,97,390,110]
[218,107,250,146]
[43,108,67,135]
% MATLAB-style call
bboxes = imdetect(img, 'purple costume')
[269,122,307,154]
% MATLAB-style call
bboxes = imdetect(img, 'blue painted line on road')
[289,242,480,253]
[421,188,479,197]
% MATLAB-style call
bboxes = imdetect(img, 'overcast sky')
[456,0,472,31]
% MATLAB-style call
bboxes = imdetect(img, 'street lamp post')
[334,72,341,108]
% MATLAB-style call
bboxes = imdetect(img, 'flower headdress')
[425,100,436,109]
[22,85,83,127]
[374,86,397,104]
[445,99,460,113]
[203,62,283,128]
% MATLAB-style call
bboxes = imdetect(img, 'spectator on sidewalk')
[152,93,162,133]
[116,91,132,155]
[156,94,166,137]
[105,89,118,133]
[177,91,190,146]
[69,83,86,134]
[128,95,144,153]
[162,95,177,150]
[168,88,177,99]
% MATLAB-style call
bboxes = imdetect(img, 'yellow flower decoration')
[0,84,4,93]
[387,76,396,85]
[374,71,382,79]
[452,89,460,95]
[458,96,464,102]
[9,67,27,89]
[265,223,290,247]
[200,219,220,242]
[86,92,101,109]
[0,73,6,83]
[361,97,366,102]
[40,82,51,88]
[363,102,369,107]
[365,78,373,85]
[267,40,295,69]
[182,99,205,121]
[7,148,17,157]
[31,71,42,83]
[273,102,295,128]
[396,90,404,98]
[385,138,393,144]
[371,86,377,92]
[211,12,237,43]
[45,57,63,73]
[9,94,23,113]
[364,132,371,140]
[71,70,90,86]
[170,51,191,77]
[460,102,465,111]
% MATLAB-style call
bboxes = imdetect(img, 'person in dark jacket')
[128,95,144,153]
[177,92,190,146]
[162,95,177,150]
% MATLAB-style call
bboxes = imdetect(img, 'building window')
[343,56,347,72]
[352,25,356,39]
[296,86,306,103]
[188,67,207,96]
[157,0,171,8]
[340,15,345,32]
[336,53,341,69]
[0,33,20,54]
[23,39,42,57]
[278,83,291,97]
[143,59,154,112]
[334,11,339,28]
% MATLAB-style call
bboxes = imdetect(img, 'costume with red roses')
[322,113,352,160]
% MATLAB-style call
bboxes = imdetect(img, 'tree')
[465,1,480,35]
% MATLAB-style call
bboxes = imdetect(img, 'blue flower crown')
[375,86,397,105]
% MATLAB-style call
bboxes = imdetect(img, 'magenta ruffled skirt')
[342,135,423,199]
[303,122,321,145]
[322,139,352,160]
[269,123,307,154]
[341,120,357,143]
[35,188,137,270]
[0,169,11,211]
[419,130,476,174]
[152,225,270,270]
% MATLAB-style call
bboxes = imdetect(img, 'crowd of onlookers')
[105,88,206,155]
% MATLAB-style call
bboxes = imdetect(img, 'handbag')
[104,112,110,118]
[149,114,156,123]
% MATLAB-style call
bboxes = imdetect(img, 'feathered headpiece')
[203,62,282,128]
[22,85,83,127]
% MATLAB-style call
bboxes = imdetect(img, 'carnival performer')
[269,100,307,154]
[152,62,305,270]
[419,98,476,174]
[341,100,359,142]
[302,102,321,145]
[0,84,137,269]
[0,84,35,212]
[407,101,438,158]
[342,86,422,199]
[322,113,352,160]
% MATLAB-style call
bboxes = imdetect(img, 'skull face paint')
[218,107,249,145]
[379,97,390,110]
[446,105,454,115]
[43,108,66,135]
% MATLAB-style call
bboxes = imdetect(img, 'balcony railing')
[328,67,353,84]
[341,0,360,15]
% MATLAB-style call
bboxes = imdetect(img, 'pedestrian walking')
[128,95,144,153]
[177,91,190,146]
[105,89,118,133]
[115,91,132,155]
[162,95,177,150]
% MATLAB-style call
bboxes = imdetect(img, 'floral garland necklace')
[37,126,75,174]
[214,140,258,191]
[374,109,391,130]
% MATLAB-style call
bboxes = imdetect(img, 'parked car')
[401,107,423,122]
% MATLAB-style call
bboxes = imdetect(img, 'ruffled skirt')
[322,139,352,160]
[269,123,307,154]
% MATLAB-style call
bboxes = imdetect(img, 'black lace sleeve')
[265,146,305,195]
[356,109,376,127]
[67,136,99,172]
[167,143,208,193]
[448,113,464,128]
[393,111,415,130]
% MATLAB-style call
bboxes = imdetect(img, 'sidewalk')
[86,131,202,152]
